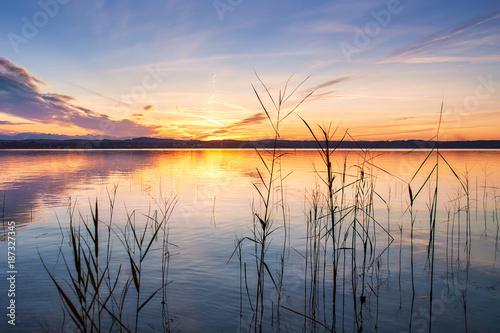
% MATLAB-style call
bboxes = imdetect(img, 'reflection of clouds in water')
[2,149,500,229]
[0,150,153,224]
[0,150,261,227]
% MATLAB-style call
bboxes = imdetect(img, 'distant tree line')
[0,137,499,149]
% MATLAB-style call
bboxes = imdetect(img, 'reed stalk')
[231,73,312,332]
[41,190,176,333]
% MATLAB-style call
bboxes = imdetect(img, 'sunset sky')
[1,0,499,141]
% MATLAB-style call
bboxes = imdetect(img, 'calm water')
[0,149,499,332]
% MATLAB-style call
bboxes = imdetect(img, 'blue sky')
[0,0,499,140]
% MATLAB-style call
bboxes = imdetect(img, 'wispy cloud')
[381,10,500,62]
[0,58,159,137]
[202,112,267,138]
[0,120,32,125]
[397,55,500,64]
[393,116,416,121]
[298,76,355,102]
[209,100,247,111]
[286,20,353,34]
[190,115,226,127]
[310,76,353,90]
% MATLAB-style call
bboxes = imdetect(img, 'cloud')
[0,120,31,125]
[230,112,267,127]
[287,20,352,34]
[45,74,132,108]
[205,112,267,137]
[310,76,353,90]
[293,76,355,103]
[300,76,355,101]
[144,104,157,112]
[0,58,159,137]
[209,100,246,111]
[307,90,344,102]
[381,10,500,62]
[393,116,416,121]
[0,58,48,89]
[397,55,500,64]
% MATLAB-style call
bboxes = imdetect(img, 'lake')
[0,149,499,332]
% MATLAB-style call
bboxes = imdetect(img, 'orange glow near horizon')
[1,58,499,141]
[2,113,500,142]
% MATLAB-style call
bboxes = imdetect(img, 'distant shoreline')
[1,138,500,150]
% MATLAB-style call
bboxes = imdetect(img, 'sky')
[0,0,499,141]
